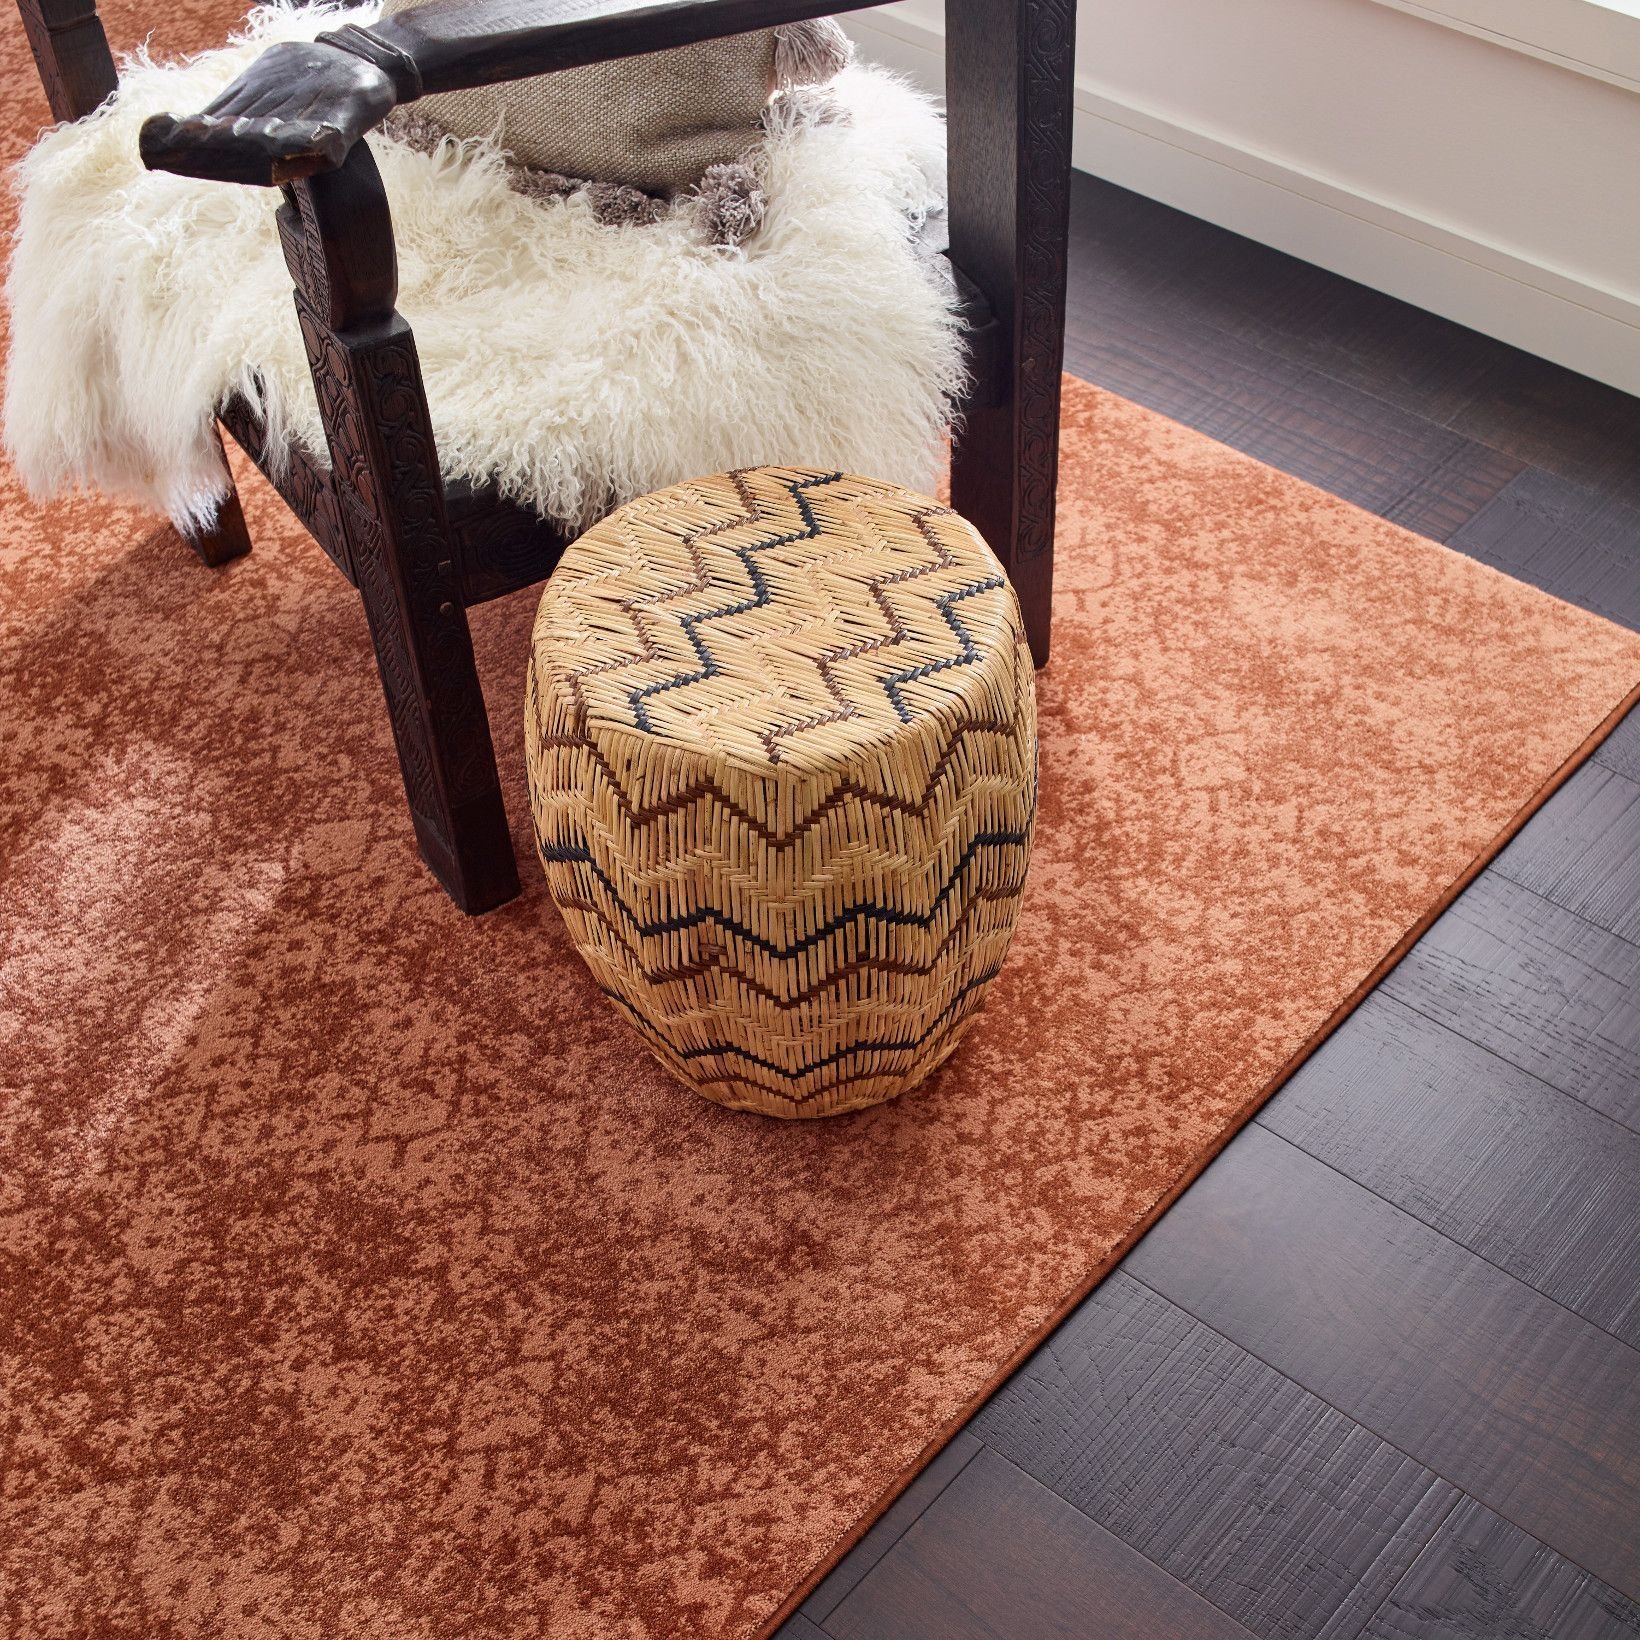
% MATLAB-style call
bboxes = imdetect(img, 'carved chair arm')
[140,0,875,188]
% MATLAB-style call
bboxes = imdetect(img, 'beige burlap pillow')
[376,2,850,195]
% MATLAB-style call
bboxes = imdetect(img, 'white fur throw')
[4,5,963,536]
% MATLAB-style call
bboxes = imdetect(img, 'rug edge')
[753,668,1640,1639]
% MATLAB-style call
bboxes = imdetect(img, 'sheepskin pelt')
[4,4,964,536]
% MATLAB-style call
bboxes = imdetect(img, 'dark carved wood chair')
[16,0,1075,914]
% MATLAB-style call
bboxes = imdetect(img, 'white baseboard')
[845,10,1640,397]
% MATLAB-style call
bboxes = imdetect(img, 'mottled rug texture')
[7,7,1640,1640]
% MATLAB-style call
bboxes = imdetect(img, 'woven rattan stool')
[524,467,1038,1118]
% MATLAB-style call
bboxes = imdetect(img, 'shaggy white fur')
[4,4,964,535]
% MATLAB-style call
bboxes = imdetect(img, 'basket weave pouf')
[524,467,1038,1119]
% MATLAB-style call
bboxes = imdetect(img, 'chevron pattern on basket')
[525,467,1038,1118]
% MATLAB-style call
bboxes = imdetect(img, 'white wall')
[845,0,1640,395]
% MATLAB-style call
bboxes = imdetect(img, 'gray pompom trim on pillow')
[687,161,768,249]
[382,109,771,247]
[382,108,669,227]
[773,18,855,87]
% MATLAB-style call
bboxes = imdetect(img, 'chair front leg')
[281,145,519,913]
[946,0,1076,668]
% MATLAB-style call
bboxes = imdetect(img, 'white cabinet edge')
[844,10,1640,395]
[1366,0,1640,93]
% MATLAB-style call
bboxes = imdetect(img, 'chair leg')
[281,147,519,914]
[180,427,254,567]
[351,535,520,915]
[946,0,1076,669]
[951,407,1055,665]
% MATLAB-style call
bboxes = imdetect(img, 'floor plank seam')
[985,1448,1265,1640]
[975,1423,1422,1640]
[1118,1269,1636,1603]
[1064,291,1500,476]
[1369,981,1640,1140]
[1245,1125,1640,1358]
[1490,767,1640,946]
[1314,1478,1463,1640]
[1414,863,1640,959]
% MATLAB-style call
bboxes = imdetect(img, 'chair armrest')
[140,0,874,188]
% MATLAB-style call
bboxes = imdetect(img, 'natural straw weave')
[525,467,1038,1118]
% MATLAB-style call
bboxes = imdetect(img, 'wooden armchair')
[16,0,1075,914]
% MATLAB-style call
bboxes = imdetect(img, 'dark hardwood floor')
[779,172,1640,1640]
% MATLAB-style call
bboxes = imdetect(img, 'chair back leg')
[18,0,255,568]
[181,428,255,566]
[946,0,1076,668]
[17,0,117,123]
[279,146,519,914]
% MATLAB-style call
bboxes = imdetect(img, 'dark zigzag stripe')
[539,817,1034,961]
[560,469,761,712]
[762,502,961,762]
[615,999,979,1106]
[531,654,1032,847]
[605,967,1000,1086]
[552,877,1028,1008]
[882,576,1007,723]
[629,470,843,732]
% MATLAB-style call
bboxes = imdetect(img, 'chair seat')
[220,249,1000,612]
[8,5,969,547]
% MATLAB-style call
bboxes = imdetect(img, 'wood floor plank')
[1061,234,1524,544]
[1376,442,1527,546]
[1228,279,1513,434]
[1064,174,1287,343]
[1070,184,1640,566]
[1443,467,1640,629]
[1360,1496,1640,1639]
[824,1447,1257,1640]
[1122,1126,1640,1601]
[971,1271,1459,1640]
[1063,175,1532,541]
[1258,991,1640,1343]
[1379,870,1640,1130]
[1060,300,1499,526]
[1064,175,1502,430]
[1443,355,1640,512]
[796,1435,983,1625]
[1493,762,1640,945]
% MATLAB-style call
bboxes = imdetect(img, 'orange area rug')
[7,8,1640,1639]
